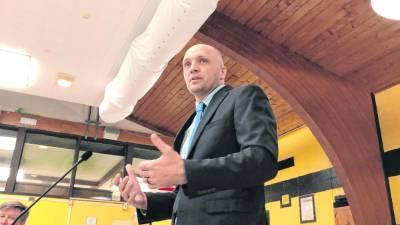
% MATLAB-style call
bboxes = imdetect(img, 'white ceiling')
[0,0,162,107]
[0,0,162,133]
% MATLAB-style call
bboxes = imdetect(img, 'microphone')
[11,151,93,225]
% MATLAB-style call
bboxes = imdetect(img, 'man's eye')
[200,58,208,63]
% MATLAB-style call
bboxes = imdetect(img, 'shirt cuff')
[139,209,147,217]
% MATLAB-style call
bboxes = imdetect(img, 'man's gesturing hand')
[113,164,147,209]
[139,134,187,188]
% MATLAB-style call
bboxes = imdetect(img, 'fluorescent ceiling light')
[0,136,17,151]
[0,49,31,88]
[371,0,400,20]
[57,73,74,88]
[57,79,72,88]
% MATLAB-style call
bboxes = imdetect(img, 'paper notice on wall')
[300,195,315,222]
[86,217,96,225]
[112,220,131,225]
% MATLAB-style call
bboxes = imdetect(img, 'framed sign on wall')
[280,194,291,208]
[299,194,316,223]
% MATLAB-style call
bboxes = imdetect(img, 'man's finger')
[113,173,121,186]
[135,194,145,204]
[120,176,130,200]
[127,193,135,205]
[150,133,172,155]
[126,164,135,178]
[138,160,153,173]
[119,176,129,193]
[126,164,142,193]
[139,170,151,179]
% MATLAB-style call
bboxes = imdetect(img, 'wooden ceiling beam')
[0,110,173,146]
[197,12,392,225]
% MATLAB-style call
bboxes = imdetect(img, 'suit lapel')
[186,85,232,158]
[173,113,195,153]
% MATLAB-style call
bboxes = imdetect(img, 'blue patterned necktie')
[181,102,205,159]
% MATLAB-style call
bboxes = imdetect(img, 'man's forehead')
[183,45,218,60]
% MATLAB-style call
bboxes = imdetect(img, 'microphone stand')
[11,151,93,225]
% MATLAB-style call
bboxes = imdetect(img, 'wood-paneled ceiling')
[129,0,400,137]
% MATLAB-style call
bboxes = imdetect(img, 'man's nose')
[190,63,199,73]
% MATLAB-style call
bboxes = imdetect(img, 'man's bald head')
[184,44,225,68]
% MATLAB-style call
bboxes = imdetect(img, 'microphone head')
[81,151,93,161]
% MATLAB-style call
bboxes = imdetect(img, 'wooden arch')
[197,13,392,225]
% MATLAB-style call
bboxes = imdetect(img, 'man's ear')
[220,66,227,82]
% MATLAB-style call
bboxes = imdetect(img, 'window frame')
[0,124,159,200]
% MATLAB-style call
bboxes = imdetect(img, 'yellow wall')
[0,195,138,225]
[389,176,400,224]
[376,84,400,224]
[266,126,345,225]
[267,127,332,185]
[152,220,171,225]
[375,84,400,152]
[69,199,137,225]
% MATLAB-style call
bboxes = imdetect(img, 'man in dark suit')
[115,44,278,225]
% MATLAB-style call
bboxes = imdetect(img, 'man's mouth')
[190,76,202,83]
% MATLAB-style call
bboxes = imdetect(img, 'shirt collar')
[195,84,225,108]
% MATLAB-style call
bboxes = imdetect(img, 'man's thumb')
[150,133,172,155]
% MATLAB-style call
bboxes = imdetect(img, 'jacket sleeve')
[137,191,176,224]
[183,84,278,196]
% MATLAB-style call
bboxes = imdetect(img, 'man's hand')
[139,134,187,188]
[113,164,148,209]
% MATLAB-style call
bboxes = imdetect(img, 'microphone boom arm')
[11,151,92,225]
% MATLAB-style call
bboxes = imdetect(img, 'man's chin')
[189,85,202,93]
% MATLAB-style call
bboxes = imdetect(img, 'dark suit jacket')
[138,84,278,225]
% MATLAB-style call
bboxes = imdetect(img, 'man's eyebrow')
[183,54,209,62]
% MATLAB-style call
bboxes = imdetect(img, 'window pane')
[15,133,76,197]
[74,140,125,200]
[131,147,162,192]
[0,128,18,191]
